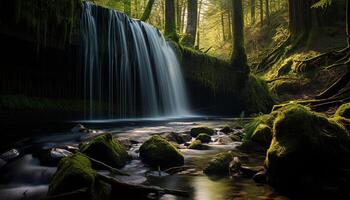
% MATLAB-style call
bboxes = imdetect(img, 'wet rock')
[220,126,232,134]
[251,124,272,148]
[229,157,241,174]
[228,134,241,142]
[253,170,267,184]
[0,149,20,161]
[188,140,210,150]
[204,152,235,175]
[239,166,264,178]
[195,133,211,143]
[35,148,73,166]
[139,135,184,169]
[216,135,234,144]
[48,153,109,199]
[237,141,267,153]
[117,137,132,149]
[163,132,190,144]
[80,133,129,169]
[190,127,214,137]
[179,132,192,143]
[71,124,87,133]
[265,104,350,191]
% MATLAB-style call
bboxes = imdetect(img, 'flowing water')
[0,118,289,200]
[81,2,190,119]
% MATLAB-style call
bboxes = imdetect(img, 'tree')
[251,0,255,24]
[182,0,198,46]
[165,0,178,41]
[265,0,270,25]
[231,0,249,78]
[140,0,155,21]
[259,0,263,26]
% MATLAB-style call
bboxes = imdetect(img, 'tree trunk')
[181,2,187,33]
[251,0,256,24]
[165,0,178,41]
[231,0,249,76]
[124,0,131,16]
[195,0,203,49]
[288,0,314,40]
[265,0,270,25]
[176,0,182,32]
[347,0,350,46]
[141,0,155,21]
[221,13,226,41]
[228,10,232,40]
[260,0,263,26]
[182,0,198,46]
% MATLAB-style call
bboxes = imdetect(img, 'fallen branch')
[44,188,89,200]
[96,173,190,197]
[80,153,129,176]
[316,69,350,99]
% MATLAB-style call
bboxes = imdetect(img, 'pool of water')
[0,118,289,200]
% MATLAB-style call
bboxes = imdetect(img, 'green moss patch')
[195,133,211,143]
[139,135,184,169]
[203,151,243,175]
[188,140,209,150]
[190,127,214,137]
[80,133,129,169]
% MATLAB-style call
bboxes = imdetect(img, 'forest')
[1,0,350,199]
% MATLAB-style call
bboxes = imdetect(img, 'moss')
[139,135,184,169]
[48,153,96,196]
[335,103,350,119]
[265,104,350,188]
[251,124,272,148]
[240,75,275,113]
[80,133,129,169]
[243,112,277,141]
[188,140,209,150]
[195,133,211,143]
[190,127,214,137]
[203,151,242,175]
[269,78,310,96]
[220,125,232,134]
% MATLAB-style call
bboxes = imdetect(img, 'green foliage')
[243,112,276,141]
[312,0,332,8]
[80,133,129,168]
[190,127,214,137]
[139,135,184,169]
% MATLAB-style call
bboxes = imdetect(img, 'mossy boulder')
[220,126,232,134]
[243,112,277,141]
[188,140,209,150]
[251,124,272,148]
[265,104,350,190]
[195,133,211,143]
[139,135,184,169]
[80,133,129,169]
[204,151,240,175]
[190,127,214,137]
[48,153,96,197]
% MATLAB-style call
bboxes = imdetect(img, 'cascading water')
[81,2,190,119]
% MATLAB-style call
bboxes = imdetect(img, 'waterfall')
[81,2,190,119]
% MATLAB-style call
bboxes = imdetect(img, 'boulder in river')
[216,135,234,145]
[204,151,242,175]
[164,132,191,144]
[195,133,211,143]
[190,127,214,137]
[220,125,232,134]
[139,135,184,169]
[48,153,108,199]
[0,149,20,161]
[188,140,210,150]
[251,124,272,148]
[71,124,87,133]
[80,133,129,169]
[265,104,350,192]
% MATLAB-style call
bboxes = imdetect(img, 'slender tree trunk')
[347,0,350,46]
[228,9,232,40]
[196,0,203,49]
[260,0,263,26]
[124,0,131,16]
[265,0,270,25]
[176,0,182,32]
[141,0,155,21]
[231,0,249,76]
[181,2,187,33]
[221,13,226,41]
[182,0,198,46]
[251,0,256,24]
[288,0,314,40]
[165,0,178,41]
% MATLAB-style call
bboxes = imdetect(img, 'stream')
[0,118,289,200]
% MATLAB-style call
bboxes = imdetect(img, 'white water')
[81,2,191,119]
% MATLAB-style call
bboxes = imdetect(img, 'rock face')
[80,133,129,169]
[265,104,350,191]
[190,127,214,137]
[251,124,272,148]
[139,135,184,169]
[195,133,211,143]
[48,153,96,197]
